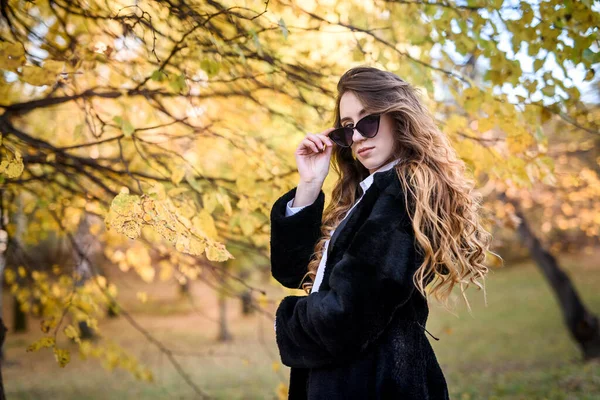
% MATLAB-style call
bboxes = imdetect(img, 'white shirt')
[275,158,400,332]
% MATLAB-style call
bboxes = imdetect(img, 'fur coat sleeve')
[272,185,418,369]
[270,186,326,289]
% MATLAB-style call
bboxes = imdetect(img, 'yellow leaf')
[251,233,269,248]
[239,212,257,236]
[40,318,57,333]
[205,241,234,262]
[175,234,190,253]
[445,114,467,136]
[89,223,102,235]
[507,132,535,154]
[462,87,483,114]
[105,193,143,239]
[19,301,30,313]
[136,291,148,303]
[64,324,80,343]
[159,262,173,281]
[177,202,195,220]
[477,118,495,133]
[20,65,57,86]
[0,151,24,179]
[258,293,268,308]
[54,347,71,367]
[44,59,65,73]
[272,361,281,372]
[96,275,107,288]
[171,168,185,185]
[185,172,203,193]
[0,42,25,71]
[236,175,256,193]
[216,191,232,216]
[1,42,24,57]
[126,246,151,266]
[202,192,218,214]
[27,336,55,352]
[140,368,154,382]
[78,341,93,359]
[167,187,189,197]
[4,269,15,284]
[86,317,98,331]
[193,209,218,240]
[276,383,289,400]
[148,183,166,201]
[136,265,155,283]
[118,260,130,272]
[109,193,142,215]
[236,196,250,211]
[188,237,207,256]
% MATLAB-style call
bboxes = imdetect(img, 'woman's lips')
[358,146,374,156]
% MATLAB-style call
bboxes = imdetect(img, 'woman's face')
[339,91,396,174]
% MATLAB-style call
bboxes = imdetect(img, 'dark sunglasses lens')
[330,127,353,147]
[356,115,380,138]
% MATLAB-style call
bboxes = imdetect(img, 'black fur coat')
[270,168,450,399]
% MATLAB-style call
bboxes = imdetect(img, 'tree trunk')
[512,204,600,360]
[106,299,119,318]
[238,270,254,316]
[12,193,27,333]
[12,299,27,332]
[178,280,190,297]
[73,213,97,340]
[0,190,8,399]
[78,320,95,340]
[217,289,232,342]
[240,290,254,316]
[0,317,7,400]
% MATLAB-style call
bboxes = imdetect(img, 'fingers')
[317,131,334,147]
[321,127,337,137]
[305,133,332,153]
[300,128,336,154]
[302,134,322,153]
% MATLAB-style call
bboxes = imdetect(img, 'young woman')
[270,66,492,399]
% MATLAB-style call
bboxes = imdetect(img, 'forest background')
[0,0,599,399]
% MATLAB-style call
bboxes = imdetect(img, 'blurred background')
[0,0,599,399]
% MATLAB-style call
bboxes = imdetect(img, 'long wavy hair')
[298,66,496,312]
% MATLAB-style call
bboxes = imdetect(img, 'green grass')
[3,251,600,399]
[428,252,600,399]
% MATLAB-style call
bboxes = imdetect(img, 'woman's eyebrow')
[341,109,366,124]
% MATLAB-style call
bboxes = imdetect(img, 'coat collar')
[323,163,403,290]
[358,158,401,196]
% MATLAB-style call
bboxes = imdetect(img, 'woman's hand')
[294,128,336,186]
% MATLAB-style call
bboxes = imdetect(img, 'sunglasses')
[329,114,381,148]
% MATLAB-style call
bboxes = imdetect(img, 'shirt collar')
[359,158,400,195]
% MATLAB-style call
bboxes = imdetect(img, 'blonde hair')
[298,66,497,312]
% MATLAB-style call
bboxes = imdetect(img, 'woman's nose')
[352,127,365,144]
